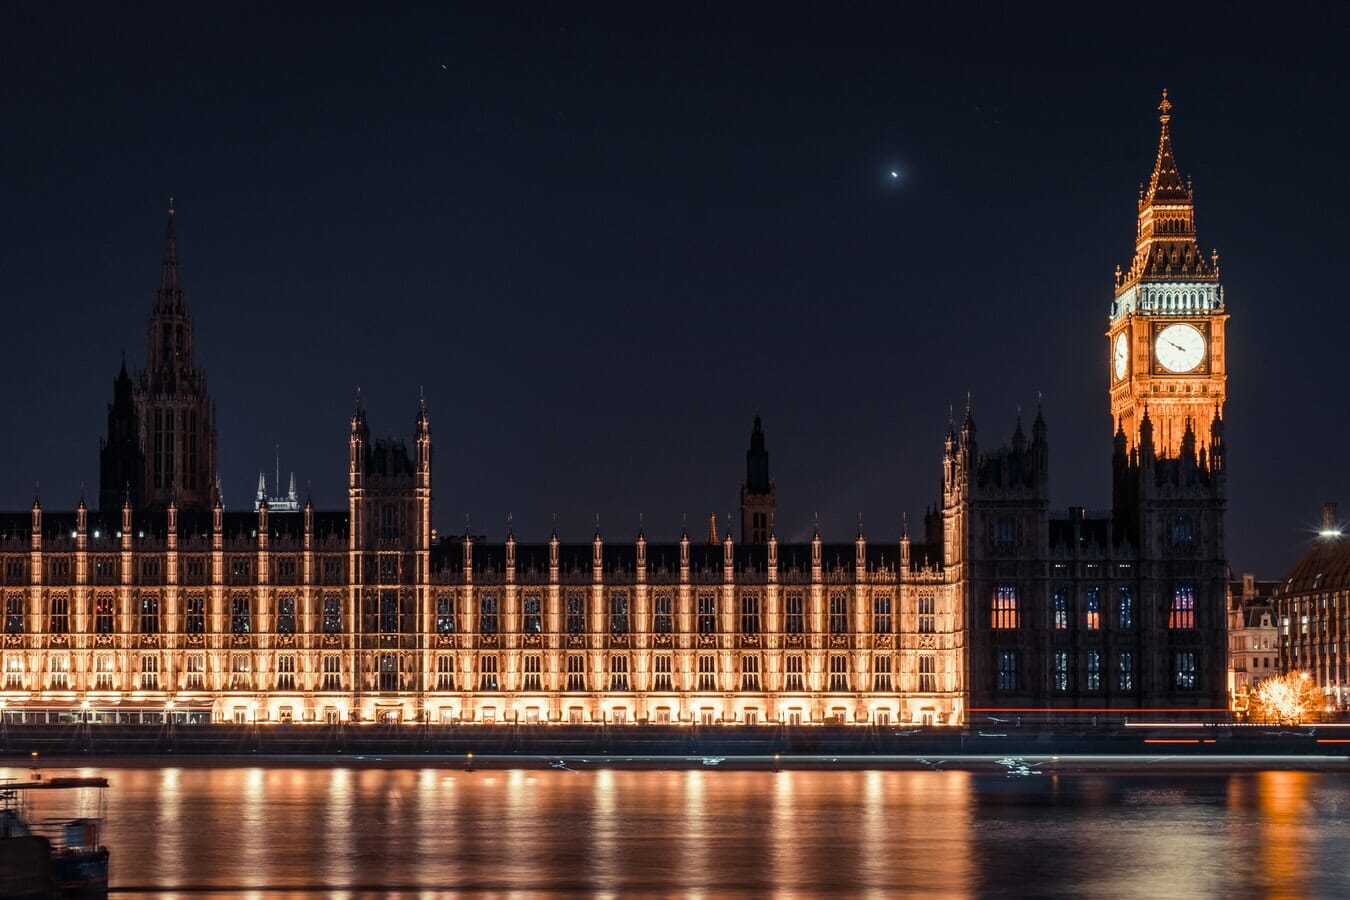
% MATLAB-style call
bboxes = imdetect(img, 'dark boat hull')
[53,846,110,896]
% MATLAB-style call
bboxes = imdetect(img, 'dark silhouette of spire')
[98,356,143,512]
[745,415,770,493]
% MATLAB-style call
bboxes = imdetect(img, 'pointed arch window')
[4,595,23,634]
[991,586,1018,629]
[1169,586,1196,630]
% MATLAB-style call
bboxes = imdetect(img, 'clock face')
[1154,323,1206,373]
[1112,332,1128,381]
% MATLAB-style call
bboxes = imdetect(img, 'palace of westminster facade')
[0,95,1230,726]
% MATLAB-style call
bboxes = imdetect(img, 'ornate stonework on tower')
[118,202,219,511]
[1107,91,1228,456]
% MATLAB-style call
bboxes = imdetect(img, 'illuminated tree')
[1249,673,1323,726]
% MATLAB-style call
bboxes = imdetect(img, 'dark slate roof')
[1047,513,1113,551]
[1281,537,1350,596]
[0,512,31,541]
[0,507,349,543]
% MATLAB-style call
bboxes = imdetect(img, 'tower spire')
[158,197,183,307]
[131,199,217,512]
[1117,91,1216,291]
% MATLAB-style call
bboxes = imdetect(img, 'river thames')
[7,760,1350,897]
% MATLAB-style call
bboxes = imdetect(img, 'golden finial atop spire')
[1158,88,1172,126]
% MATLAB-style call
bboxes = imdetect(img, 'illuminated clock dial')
[1112,332,1128,381]
[1154,323,1206,373]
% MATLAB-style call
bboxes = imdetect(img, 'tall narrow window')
[478,655,498,691]
[3,595,22,634]
[1172,515,1194,549]
[3,657,23,690]
[139,594,160,634]
[183,595,203,635]
[276,654,296,690]
[321,655,342,691]
[95,593,115,636]
[566,654,586,691]
[230,654,251,690]
[153,409,163,488]
[1086,649,1101,691]
[522,594,541,634]
[740,655,761,691]
[521,654,541,691]
[1169,587,1195,630]
[918,594,935,634]
[653,592,673,634]
[479,593,498,635]
[1117,586,1133,630]
[995,516,1015,551]
[697,591,717,634]
[784,655,805,691]
[379,654,400,691]
[379,591,399,634]
[94,653,116,690]
[609,592,629,635]
[740,593,760,634]
[566,593,586,634]
[696,655,717,691]
[276,596,296,635]
[1174,651,1197,689]
[918,654,936,692]
[1054,650,1070,692]
[436,593,455,634]
[50,654,70,690]
[652,655,673,691]
[139,655,158,691]
[1052,589,1069,630]
[184,654,204,690]
[323,595,342,634]
[829,593,848,634]
[609,655,630,691]
[996,651,1017,691]
[991,586,1018,629]
[1118,651,1134,692]
[872,655,892,691]
[49,594,69,635]
[231,594,250,634]
[1085,587,1101,630]
[436,655,456,690]
[872,594,892,633]
[828,655,849,691]
[785,591,804,634]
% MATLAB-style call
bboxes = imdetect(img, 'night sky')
[3,4,1346,576]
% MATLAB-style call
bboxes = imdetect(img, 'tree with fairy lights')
[1248,672,1323,726]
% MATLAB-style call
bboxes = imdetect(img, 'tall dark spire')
[745,415,770,493]
[133,199,218,511]
[98,356,143,512]
[159,197,183,303]
[739,414,776,544]
[146,198,196,374]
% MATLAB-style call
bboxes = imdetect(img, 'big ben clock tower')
[1108,90,1227,455]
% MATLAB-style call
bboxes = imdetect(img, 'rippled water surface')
[7,762,1350,897]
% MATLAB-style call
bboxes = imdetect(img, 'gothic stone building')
[0,95,1228,726]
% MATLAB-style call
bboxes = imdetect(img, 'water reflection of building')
[0,95,1230,726]
[1276,502,1349,709]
